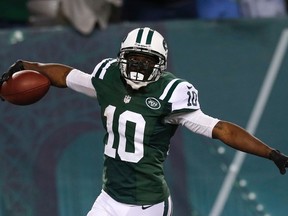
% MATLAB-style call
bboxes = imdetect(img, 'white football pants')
[87,190,173,216]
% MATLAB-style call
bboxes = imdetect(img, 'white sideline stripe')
[209,29,288,216]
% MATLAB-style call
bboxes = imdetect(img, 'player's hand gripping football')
[269,149,288,175]
[0,60,24,86]
[0,60,25,101]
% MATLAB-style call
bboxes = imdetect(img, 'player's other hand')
[269,149,288,175]
[0,60,25,101]
[0,60,24,86]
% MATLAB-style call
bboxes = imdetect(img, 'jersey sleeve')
[66,69,97,98]
[168,81,200,113]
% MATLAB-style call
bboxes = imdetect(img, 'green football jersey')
[91,58,200,205]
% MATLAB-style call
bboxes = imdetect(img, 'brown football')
[0,70,51,105]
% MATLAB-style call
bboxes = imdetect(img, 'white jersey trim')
[159,78,180,100]
[92,58,110,76]
[92,58,117,80]
[66,69,97,98]
[164,109,219,138]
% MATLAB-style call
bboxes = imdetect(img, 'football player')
[1,27,288,216]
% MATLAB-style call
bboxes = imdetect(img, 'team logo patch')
[145,97,161,110]
[163,40,168,51]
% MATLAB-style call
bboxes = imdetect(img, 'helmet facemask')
[118,51,164,89]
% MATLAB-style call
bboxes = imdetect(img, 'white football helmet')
[118,27,168,89]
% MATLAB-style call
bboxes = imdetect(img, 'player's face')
[125,53,158,81]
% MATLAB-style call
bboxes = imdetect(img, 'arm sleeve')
[66,69,97,98]
[164,109,220,138]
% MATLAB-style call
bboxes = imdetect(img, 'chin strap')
[125,79,149,90]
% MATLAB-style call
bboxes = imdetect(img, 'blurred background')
[0,0,288,216]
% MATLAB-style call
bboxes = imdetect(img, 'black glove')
[0,60,24,86]
[269,149,288,175]
[0,60,25,101]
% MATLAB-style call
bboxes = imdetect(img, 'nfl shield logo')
[124,95,131,104]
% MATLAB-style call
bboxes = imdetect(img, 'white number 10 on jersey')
[104,105,145,163]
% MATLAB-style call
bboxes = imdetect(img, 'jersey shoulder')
[157,71,200,113]
[91,58,118,80]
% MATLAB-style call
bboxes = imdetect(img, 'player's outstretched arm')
[212,121,272,158]
[212,121,288,174]
[1,60,73,88]
[22,60,73,88]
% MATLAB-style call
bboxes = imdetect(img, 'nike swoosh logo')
[142,205,153,210]
[187,85,192,89]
